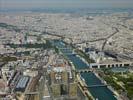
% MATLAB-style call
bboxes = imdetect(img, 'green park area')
[0,56,17,62]
[6,40,52,49]
[0,22,20,32]
[100,69,133,100]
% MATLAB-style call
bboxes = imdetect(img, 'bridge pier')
[98,65,100,69]
[77,69,93,73]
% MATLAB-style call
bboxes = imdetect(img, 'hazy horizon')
[1,0,133,10]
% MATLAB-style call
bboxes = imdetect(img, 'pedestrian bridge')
[84,84,110,88]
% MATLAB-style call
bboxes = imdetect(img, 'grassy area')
[101,69,133,99]
[0,56,17,62]
[7,40,52,49]
[103,75,123,90]
[0,22,20,32]
[116,74,133,99]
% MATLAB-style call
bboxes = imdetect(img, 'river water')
[52,40,117,100]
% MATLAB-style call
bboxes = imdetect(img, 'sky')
[1,0,133,10]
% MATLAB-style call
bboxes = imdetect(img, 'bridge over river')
[85,84,110,88]
[52,40,117,100]
[76,68,93,73]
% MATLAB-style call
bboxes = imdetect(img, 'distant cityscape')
[1,8,133,15]
[0,4,133,100]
